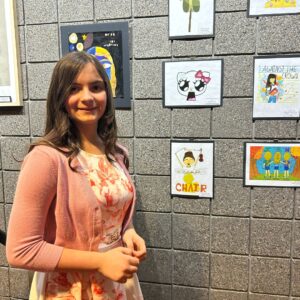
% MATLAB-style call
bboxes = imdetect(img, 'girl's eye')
[91,83,105,93]
[69,85,80,94]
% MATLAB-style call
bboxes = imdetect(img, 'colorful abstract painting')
[253,56,300,119]
[244,142,300,187]
[171,141,214,198]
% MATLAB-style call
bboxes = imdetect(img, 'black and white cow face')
[177,70,211,101]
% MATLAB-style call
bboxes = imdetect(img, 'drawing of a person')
[282,152,291,179]
[263,151,272,178]
[273,151,281,179]
[265,74,279,103]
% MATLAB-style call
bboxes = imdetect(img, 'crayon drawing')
[244,143,300,187]
[171,141,214,198]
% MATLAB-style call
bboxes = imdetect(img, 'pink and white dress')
[30,150,143,300]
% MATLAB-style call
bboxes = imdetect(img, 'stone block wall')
[1,0,300,299]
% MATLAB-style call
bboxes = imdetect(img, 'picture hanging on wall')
[244,142,300,187]
[253,56,300,119]
[0,0,22,107]
[169,0,215,39]
[163,59,223,108]
[61,22,130,109]
[248,0,300,16]
[171,140,214,198]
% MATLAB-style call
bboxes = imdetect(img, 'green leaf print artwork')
[182,0,200,32]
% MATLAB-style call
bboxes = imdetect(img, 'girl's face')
[65,62,107,132]
[270,77,275,84]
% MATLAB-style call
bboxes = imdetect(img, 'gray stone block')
[250,257,290,295]
[0,246,8,267]
[16,0,24,25]
[29,101,46,136]
[26,24,59,62]
[211,217,249,255]
[210,290,248,300]
[115,109,134,137]
[212,98,252,138]
[140,283,171,300]
[212,178,250,217]
[223,56,253,97]
[134,212,171,248]
[9,268,30,299]
[173,197,210,215]
[28,63,55,100]
[215,12,256,55]
[135,101,171,137]
[257,16,300,54]
[118,138,134,173]
[1,138,30,171]
[211,254,248,291]
[133,59,163,99]
[0,205,4,229]
[135,175,171,212]
[252,188,294,219]
[172,108,211,138]
[18,26,25,63]
[22,64,28,100]
[24,0,57,24]
[251,219,292,257]
[293,222,300,258]
[215,0,247,11]
[295,189,300,219]
[138,249,172,284]
[173,286,208,300]
[215,139,245,178]
[134,18,171,59]
[134,139,170,175]
[95,0,131,20]
[249,294,289,300]
[58,0,93,22]
[3,171,19,204]
[133,0,168,17]
[0,268,9,297]
[292,260,300,296]
[172,39,213,57]
[173,214,210,251]
[0,179,4,203]
[173,251,209,287]
[4,205,12,232]
[255,120,297,139]
[0,103,30,136]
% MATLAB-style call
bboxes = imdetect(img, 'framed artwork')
[244,142,300,187]
[163,59,223,108]
[169,0,215,39]
[253,56,300,119]
[248,0,300,16]
[171,140,214,198]
[0,0,22,107]
[61,22,130,109]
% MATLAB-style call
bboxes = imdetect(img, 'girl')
[265,73,279,103]
[6,52,146,299]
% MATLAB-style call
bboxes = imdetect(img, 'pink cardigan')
[6,145,136,272]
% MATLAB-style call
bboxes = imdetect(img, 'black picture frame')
[163,59,223,108]
[168,0,216,39]
[247,0,300,17]
[170,140,215,198]
[244,141,300,187]
[252,55,300,120]
[60,22,131,109]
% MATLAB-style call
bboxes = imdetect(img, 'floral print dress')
[30,150,142,300]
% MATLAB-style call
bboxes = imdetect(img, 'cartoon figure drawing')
[282,151,291,178]
[177,70,211,101]
[264,0,296,8]
[265,74,279,103]
[273,151,281,178]
[263,151,273,178]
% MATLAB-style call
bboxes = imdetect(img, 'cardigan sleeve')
[6,146,64,271]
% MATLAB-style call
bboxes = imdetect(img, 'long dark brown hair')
[29,52,128,169]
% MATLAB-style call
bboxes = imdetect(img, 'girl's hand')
[122,228,147,261]
[97,247,139,283]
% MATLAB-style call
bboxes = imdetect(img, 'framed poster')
[61,22,130,109]
[169,0,215,39]
[163,59,223,108]
[171,140,214,198]
[0,0,22,107]
[253,56,300,119]
[244,142,300,187]
[248,0,300,17]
